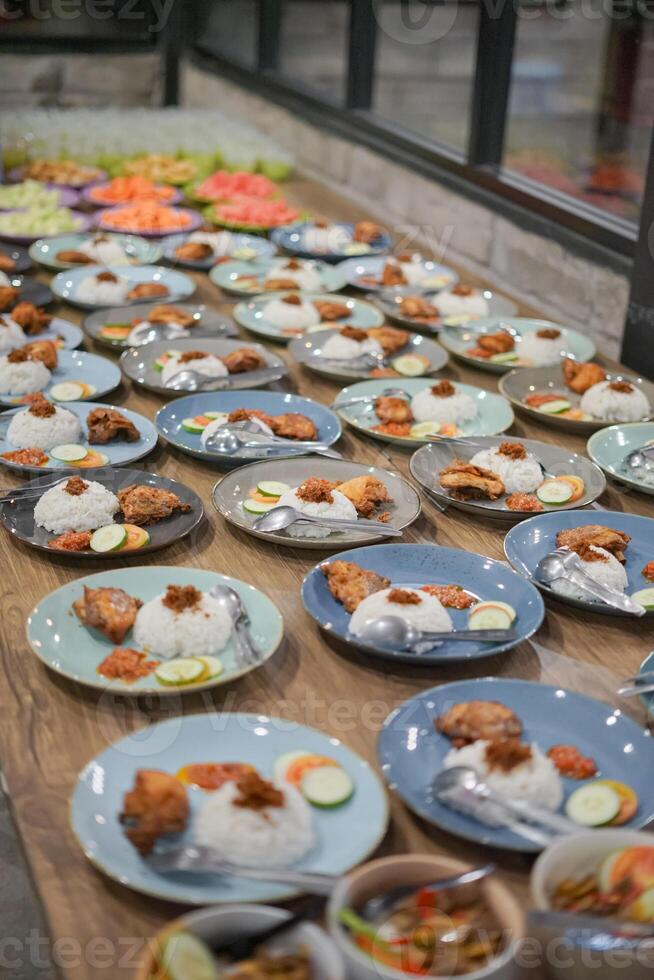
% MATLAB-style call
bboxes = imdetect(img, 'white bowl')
[531,829,654,980]
[327,854,525,980]
[135,904,345,980]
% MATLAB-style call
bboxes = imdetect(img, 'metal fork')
[0,477,71,504]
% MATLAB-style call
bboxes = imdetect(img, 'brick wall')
[0,53,160,108]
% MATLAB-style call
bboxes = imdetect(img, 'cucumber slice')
[410,421,443,439]
[90,524,127,553]
[50,382,85,402]
[204,411,226,420]
[536,479,574,505]
[182,417,205,434]
[194,655,223,682]
[566,783,621,827]
[243,498,278,514]
[630,587,654,610]
[470,600,516,623]
[392,354,429,377]
[161,932,219,980]
[490,352,518,364]
[538,398,572,415]
[468,606,513,631]
[50,443,88,462]
[155,658,205,687]
[301,765,354,808]
[257,480,290,498]
[273,750,312,784]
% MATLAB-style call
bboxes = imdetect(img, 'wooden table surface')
[1,176,652,979]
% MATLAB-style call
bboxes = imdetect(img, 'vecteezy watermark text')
[0,0,176,33]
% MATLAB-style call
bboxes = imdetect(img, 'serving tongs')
[164,366,283,391]
[0,475,75,504]
[617,661,654,697]
[536,547,646,616]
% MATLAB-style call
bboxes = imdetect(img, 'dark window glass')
[195,0,259,69]
[278,0,349,103]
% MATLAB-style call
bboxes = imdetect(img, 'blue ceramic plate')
[378,678,654,852]
[0,241,31,273]
[28,566,282,695]
[156,390,341,466]
[0,400,157,473]
[333,378,515,448]
[50,264,196,310]
[504,509,654,616]
[587,422,654,497]
[210,257,347,296]
[337,255,458,294]
[71,712,388,903]
[233,292,384,344]
[162,231,276,270]
[0,349,121,406]
[32,316,83,350]
[440,317,597,374]
[29,232,163,271]
[271,221,392,262]
[303,543,544,664]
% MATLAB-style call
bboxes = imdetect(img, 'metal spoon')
[164,366,282,391]
[128,322,189,345]
[617,682,654,697]
[208,584,262,666]
[252,504,402,536]
[334,386,409,411]
[354,615,516,649]
[204,429,335,458]
[536,548,646,616]
[358,863,496,922]
[624,446,654,472]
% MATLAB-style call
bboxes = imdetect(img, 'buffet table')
[0,175,651,980]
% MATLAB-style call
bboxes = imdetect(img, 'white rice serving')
[434,290,489,318]
[398,259,430,287]
[262,297,320,330]
[80,236,129,265]
[265,261,322,291]
[0,356,50,395]
[469,445,543,494]
[6,403,82,450]
[0,317,26,352]
[443,740,563,814]
[160,352,228,386]
[319,332,381,361]
[517,332,566,367]
[304,225,351,253]
[551,545,627,602]
[133,590,233,660]
[580,380,650,423]
[274,485,357,538]
[195,778,315,868]
[0,271,10,287]
[411,384,478,424]
[349,587,453,636]
[33,478,119,533]
[75,273,129,306]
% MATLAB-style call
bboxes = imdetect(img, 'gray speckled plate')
[377,288,517,334]
[0,468,203,559]
[212,457,421,550]
[499,365,654,434]
[410,437,606,522]
[120,337,287,396]
[83,302,237,350]
[288,328,448,382]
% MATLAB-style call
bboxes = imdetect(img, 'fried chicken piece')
[221,347,267,374]
[56,250,94,265]
[353,220,384,244]
[435,700,522,748]
[0,286,20,311]
[174,241,213,262]
[126,282,169,301]
[227,407,275,427]
[337,474,392,518]
[269,413,317,441]
[21,340,57,370]
[439,460,505,500]
[86,407,140,444]
[48,530,92,552]
[120,770,189,855]
[367,326,410,355]
[323,559,390,613]
[399,296,438,320]
[556,524,630,563]
[146,304,195,328]
[73,585,142,644]
[314,299,350,321]
[380,261,407,287]
[264,278,300,291]
[10,302,52,335]
[562,358,607,395]
[374,394,413,424]
[117,485,192,526]
[477,331,514,354]
[0,253,16,273]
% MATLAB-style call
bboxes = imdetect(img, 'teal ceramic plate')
[233,292,383,344]
[29,233,163,271]
[333,378,514,448]
[27,566,283,695]
[0,349,121,406]
[288,327,448,382]
[337,255,458,294]
[439,317,596,374]
[30,315,83,350]
[50,264,195,310]
[209,258,346,296]
[70,712,388,903]
[587,422,654,496]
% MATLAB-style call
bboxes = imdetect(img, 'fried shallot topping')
[284,258,301,270]
[178,350,208,364]
[296,477,335,504]
[431,379,455,398]
[233,771,283,811]
[485,738,533,773]
[7,348,28,363]
[498,441,527,460]
[162,584,203,614]
[421,584,477,609]
[608,380,634,394]
[96,270,118,283]
[64,476,88,496]
[537,328,561,339]
[28,396,56,418]
[341,325,368,342]
[282,293,302,306]
[387,588,422,605]
[451,284,474,296]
